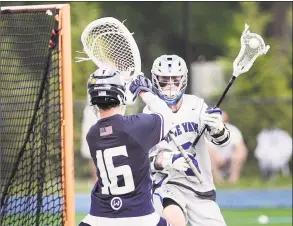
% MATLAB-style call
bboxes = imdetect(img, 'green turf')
[75,208,292,226]
[223,208,292,226]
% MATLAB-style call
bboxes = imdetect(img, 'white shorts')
[153,183,227,226]
[80,212,169,226]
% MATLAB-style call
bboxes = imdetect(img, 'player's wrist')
[154,150,172,170]
[210,124,230,146]
[138,90,146,97]
[208,123,224,137]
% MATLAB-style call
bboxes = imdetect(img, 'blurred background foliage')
[2,1,292,182]
[70,2,292,181]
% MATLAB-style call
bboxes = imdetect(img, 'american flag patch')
[99,126,113,136]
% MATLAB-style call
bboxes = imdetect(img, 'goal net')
[0,4,74,226]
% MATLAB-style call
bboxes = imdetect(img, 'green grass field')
[75,208,292,226]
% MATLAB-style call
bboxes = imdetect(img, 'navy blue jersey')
[86,113,164,218]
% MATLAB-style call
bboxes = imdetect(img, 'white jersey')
[143,94,216,193]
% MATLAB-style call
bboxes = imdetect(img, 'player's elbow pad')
[210,124,231,147]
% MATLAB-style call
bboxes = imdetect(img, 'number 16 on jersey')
[96,146,135,195]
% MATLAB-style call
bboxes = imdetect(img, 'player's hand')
[129,73,153,101]
[161,151,198,172]
[202,107,225,136]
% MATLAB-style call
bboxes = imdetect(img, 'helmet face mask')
[151,55,188,105]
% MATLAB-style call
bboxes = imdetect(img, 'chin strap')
[159,92,183,106]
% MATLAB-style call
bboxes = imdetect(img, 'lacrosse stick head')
[81,17,141,83]
[233,23,270,77]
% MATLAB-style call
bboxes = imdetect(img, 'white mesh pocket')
[233,24,270,77]
[81,17,141,82]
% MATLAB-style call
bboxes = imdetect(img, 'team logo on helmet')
[90,78,96,84]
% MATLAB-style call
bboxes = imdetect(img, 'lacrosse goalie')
[142,55,230,226]
[79,67,181,226]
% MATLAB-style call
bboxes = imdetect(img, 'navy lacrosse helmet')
[87,67,127,106]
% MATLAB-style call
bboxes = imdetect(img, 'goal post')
[0,4,74,226]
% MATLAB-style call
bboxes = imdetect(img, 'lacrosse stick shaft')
[192,75,236,148]
[168,133,204,184]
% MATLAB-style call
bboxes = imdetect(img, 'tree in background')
[2,1,290,178]
[99,2,239,77]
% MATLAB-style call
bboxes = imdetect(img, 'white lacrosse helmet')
[151,55,188,105]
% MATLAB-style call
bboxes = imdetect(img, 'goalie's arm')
[129,75,177,138]
[139,91,177,137]
[140,92,173,118]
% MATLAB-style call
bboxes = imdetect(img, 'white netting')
[233,24,270,77]
[81,17,141,82]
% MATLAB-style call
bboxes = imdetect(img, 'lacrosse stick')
[191,23,270,149]
[168,131,204,184]
[79,17,141,104]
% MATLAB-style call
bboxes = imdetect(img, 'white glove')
[201,107,224,135]
[161,151,190,172]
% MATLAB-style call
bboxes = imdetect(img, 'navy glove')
[129,73,153,101]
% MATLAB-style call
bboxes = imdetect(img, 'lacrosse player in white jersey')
[143,55,230,226]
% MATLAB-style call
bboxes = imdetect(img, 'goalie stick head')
[81,17,141,84]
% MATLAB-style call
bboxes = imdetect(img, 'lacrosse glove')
[202,107,230,145]
[129,73,153,101]
[160,151,201,174]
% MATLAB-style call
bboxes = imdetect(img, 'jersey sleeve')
[129,113,174,152]
[141,92,168,114]
[140,92,176,136]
